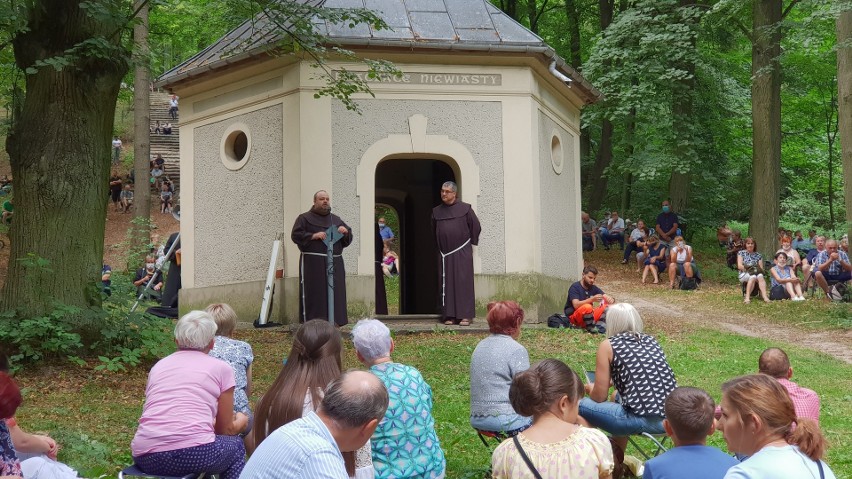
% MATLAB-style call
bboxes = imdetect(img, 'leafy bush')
[0,258,174,370]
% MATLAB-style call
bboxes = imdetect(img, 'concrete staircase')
[149,92,181,190]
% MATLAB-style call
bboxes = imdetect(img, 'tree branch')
[781,0,800,21]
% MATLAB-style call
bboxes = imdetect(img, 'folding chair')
[627,432,669,461]
[475,428,506,450]
[118,464,214,479]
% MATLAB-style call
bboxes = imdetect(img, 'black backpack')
[547,313,572,328]
[769,284,790,301]
[679,276,698,291]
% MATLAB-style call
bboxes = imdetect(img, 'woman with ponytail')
[718,374,835,478]
[248,319,373,478]
[491,359,614,479]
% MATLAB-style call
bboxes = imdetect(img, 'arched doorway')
[376,159,456,314]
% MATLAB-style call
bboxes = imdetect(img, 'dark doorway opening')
[376,159,456,315]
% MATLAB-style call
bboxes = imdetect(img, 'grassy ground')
[13,325,852,478]
[10,227,851,478]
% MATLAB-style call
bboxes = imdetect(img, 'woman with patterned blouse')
[578,303,677,454]
[491,359,614,479]
[352,319,445,479]
[737,237,770,303]
[0,371,22,478]
[206,303,254,436]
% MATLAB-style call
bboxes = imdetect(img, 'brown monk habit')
[291,210,353,325]
[432,201,481,320]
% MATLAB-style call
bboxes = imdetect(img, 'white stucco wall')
[192,104,285,287]
[537,110,579,280]
[331,99,506,275]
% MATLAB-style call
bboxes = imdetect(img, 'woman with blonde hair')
[206,303,254,435]
[667,235,697,288]
[492,359,613,479]
[718,374,835,478]
[579,303,676,454]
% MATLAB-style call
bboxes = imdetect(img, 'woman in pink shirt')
[131,311,248,479]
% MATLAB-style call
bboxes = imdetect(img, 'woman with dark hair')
[470,301,531,435]
[491,359,613,479]
[738,237,770,303]
[0,371,22,478]
[249,319,373,478]
[718,374,835,478]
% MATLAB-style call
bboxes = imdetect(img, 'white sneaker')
[793,296,805,301]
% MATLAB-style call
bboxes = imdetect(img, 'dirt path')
[615,290,852,364]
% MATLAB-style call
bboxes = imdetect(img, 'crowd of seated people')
[4,295,840,479]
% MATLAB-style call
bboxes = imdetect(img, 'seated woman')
[641,236,666,284]
[381,246,400,278]
[738,237,770,303]
[718,374,835,478]
[667,236,698,288]
[770,252,805,301]
[131,311,248,479]
[470,301,531,436]
[491,359,614,479]
[206,303,254,436]
[579,303,677,454]
[352,319,445,479]
[776,235,802,275]
[0,371,23,478]
[249,319,372,478]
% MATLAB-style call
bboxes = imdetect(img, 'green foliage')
[0,255,174,369]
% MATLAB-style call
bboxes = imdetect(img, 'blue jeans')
[471,413,532,435]
[599,229,625,249]
[579,397,664,436]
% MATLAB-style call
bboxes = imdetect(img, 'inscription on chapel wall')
[339,71,502,86]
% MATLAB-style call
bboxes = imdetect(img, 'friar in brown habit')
[291,190,353,326]
[431,181,481,326]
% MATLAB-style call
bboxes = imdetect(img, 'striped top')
[609,333,676,417]
[240,411,347,479]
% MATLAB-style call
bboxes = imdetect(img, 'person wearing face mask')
[291,190,353,326]
[775,236,802,275]
[655,200,679,248]
[769,252,805,301]
[667,236,699,289]
[133,255,163,299]
[376,217,394,247]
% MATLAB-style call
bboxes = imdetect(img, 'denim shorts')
[579,397,664,436]
[470,413,532,435]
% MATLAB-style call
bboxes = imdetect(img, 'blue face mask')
[662,206,670,213]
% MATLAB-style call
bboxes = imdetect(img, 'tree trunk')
[749,0,782,257]
[501,0,519,21]
[587,0,615,212]
[588,119,613,212]
[3,1,129,316]
[565,0,582,68]
[669,0,697,217]
[838,5,852,239]
[621,104,636,213]
[133,0,152,253]
[527,0,539,33]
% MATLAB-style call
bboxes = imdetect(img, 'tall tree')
[586,0,615,212]
[134,0,152,224]
[749,0,795,255]
[0,0,399,316]
[839,2,852,239]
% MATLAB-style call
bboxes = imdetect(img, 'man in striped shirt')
[240,371,388,479]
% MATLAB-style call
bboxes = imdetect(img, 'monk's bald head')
[758,347,790,378]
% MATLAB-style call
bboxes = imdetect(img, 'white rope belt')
[300,252,342,321]
[440,238,471,306]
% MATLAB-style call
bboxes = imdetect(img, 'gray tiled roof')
[156,0,599,102]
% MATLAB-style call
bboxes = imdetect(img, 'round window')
[220,123,252,170]
[550,133,563,174]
